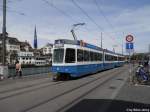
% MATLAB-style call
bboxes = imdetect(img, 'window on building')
[65,48,75,63]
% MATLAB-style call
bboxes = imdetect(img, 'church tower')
[34,25,38,49]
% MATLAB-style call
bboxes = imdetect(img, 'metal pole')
[122,32,124,55]
[113,48,115,53]
[101,32,103,48]
[129,50,132,83]
[122,38,124,55]
[2,0,7,66]
[71,23,85,40]
[70,29,77,40]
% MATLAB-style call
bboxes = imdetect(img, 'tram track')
[0,67,120,100]
[0,80,65,101]
[0,79,52,94]
[56,68,126,112]
[22,67,126,112]
[0,74,49,86]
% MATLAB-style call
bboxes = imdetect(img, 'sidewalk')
[100,72,150,112]
[109,79,150,112]
[0,72,51,85]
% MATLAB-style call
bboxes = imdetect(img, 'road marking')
[134,84,150,87]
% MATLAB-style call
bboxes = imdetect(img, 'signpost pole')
[125,34,134,84]
[129,50,132,83]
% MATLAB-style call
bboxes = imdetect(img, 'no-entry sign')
[126,35,134,42]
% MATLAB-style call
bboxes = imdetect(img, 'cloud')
[97,5,150,53]
[0,15,2,32]
[2,0,150,54]
[111,5,150,32]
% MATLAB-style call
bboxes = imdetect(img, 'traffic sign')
[126,43,134,49]
[126,35,134,42]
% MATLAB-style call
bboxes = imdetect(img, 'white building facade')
[42,43,53,55]
[17,52,35,65]
[6,44,20,52]
[34,57,47,66]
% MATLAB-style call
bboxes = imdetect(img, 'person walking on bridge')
[14,60,22,79]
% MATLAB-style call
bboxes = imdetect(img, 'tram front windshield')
[53,49,64,63]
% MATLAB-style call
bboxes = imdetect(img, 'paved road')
[0,65,149,112]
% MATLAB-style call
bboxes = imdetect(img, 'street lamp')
[0,0,8,79]
[2,0,7,65]
[71,23,85,40]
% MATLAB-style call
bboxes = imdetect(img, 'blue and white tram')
[51,39,125,79]
[117,54,125,67]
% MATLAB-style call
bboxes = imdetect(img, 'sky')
[0,0,150,54]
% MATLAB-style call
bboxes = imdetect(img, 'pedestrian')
[144,60,149,73]
[136,65,149,83]
[15,60,22,78]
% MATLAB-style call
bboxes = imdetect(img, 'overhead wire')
[0,6,26,16]
[42,0,93,38]
[42,0,77,23]
[0,0,26,16]
[93,0,122,46]
[93,0,115,31]
[71,0,103,30]
[71,0,121,46]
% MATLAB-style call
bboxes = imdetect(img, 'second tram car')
[51,39,125,80]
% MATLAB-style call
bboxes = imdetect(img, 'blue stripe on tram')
[51,62,124,77]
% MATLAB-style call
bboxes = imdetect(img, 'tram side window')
[94,52,97,61]
[118,57,121,61]
[65,48,75,63]
[118,57,120,61]
[114,56,117,61]
[110,55,114,61]
[77,49,84,62]
[84,50,90,61]
[97,53,102,61]
[118,57,124,61]
[105,54,108,61]
[89,52,102,61]
[105,54,112,61]
[90,51,94,61]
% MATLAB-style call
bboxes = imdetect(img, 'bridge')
[0,65,150,112]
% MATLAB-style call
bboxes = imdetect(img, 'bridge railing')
[8,65,51,77]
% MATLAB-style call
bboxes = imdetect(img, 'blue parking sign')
[126,43,134,49]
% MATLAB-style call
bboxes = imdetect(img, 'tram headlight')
[56,67,60,71]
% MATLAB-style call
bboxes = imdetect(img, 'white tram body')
[51,39,125,78]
